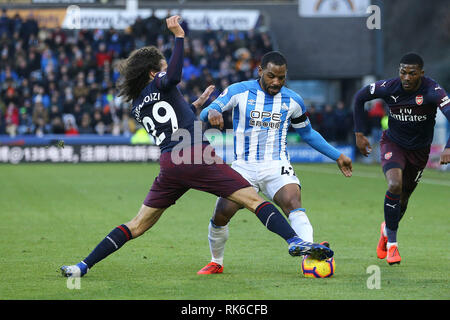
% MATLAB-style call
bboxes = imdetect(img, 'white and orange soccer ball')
[301,256,335,278]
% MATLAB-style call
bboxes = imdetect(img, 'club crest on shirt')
[384,152,393,160]
[415,95,423,105]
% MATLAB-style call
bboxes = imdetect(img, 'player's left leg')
[260,161,314,243]
[227,187,332,259]
[61,205,166,277]
[61,159,186,278]
[398,164,424,221]
[273,183,313,243]
[197,197,243,274]
[383,167,403,265]
[379,135,406,264]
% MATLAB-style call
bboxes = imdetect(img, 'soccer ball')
[301,256,335,278]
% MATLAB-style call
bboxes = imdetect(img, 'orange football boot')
[377,222,388,259]
[386,244,401,265]
[197,262,223,274]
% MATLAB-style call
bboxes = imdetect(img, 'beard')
[261,78,281,96]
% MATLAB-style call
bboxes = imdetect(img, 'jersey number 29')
[142,101,179,145]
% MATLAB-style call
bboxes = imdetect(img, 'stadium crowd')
[0,9,358,144]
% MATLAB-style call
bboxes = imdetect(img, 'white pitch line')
[296,165,450,187]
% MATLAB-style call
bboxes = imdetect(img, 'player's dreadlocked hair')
[117,46,165,102]
[400,52,424,69]
[261,51,287,69]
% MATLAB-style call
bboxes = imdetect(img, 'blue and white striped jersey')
[209,79,310,162]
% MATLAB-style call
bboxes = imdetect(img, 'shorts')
[380,131,430,193]
[231,159,301,200]
[144,144,251,208]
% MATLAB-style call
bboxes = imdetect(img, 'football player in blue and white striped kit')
[197,51,353,274]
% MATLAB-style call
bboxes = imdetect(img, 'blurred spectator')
[334,101,352,144]
[50,116,65,134]
[64,117,79,135]
[368,99,386,140]
[95,42,112,68]
[78,112,94,134]
[0,104,5,134]
[5,102,19,137]
[306,104,323,133]
[143,12,162,44]
[32,102,49,135]
[131,16,146,38]
[17,108,34,135]
[92,109,106,135]
[321,104,337,142]
[0,9,10,38]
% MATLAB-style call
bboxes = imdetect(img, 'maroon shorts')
[144,144,251,208]
[380,132,430,193]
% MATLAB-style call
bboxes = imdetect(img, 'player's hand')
[440,147,450,164]
[192,85,215,109]
[355,132,372,157]
[336,153,353,177]
[166,15,185,38]
[208,109,224,130]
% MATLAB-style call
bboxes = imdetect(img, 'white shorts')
[231,159,301,201]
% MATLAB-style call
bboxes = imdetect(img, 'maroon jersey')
[353,76,450,150]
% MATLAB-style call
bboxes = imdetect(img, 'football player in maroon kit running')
[353,53,450,265]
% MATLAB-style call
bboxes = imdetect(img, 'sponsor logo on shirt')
[249,110,282,129]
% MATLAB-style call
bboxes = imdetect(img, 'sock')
[387,242,398,249]
[255,201,297,242]
[288,208,313,243]
[384,191,401,243]
[208,219,228,266]
[76,261,89,275]
[82,224,132,269]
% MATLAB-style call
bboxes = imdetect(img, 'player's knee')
[213,198,241,225]
[387,180,402,194]
[212,209,231,226]
[280,198,302,215]
[228,187,263,211]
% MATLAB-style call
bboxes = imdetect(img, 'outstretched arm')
[155,16,185,90]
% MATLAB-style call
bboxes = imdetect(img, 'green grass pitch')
[0,162,449,300]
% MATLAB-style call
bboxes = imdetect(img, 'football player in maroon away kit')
[60,16,332,278]
[353,52,450,265]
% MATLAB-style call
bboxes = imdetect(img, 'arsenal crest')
[384,152,392,160]
[416,95,423,105]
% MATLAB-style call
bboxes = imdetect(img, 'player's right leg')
[379,134,405,264]
[226,186,333,260]
[197,197,242,274]
[61,205,166,277]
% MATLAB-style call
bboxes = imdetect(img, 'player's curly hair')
[117,46,165,102]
